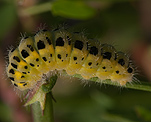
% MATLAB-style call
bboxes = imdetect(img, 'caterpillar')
[6,28,135,91]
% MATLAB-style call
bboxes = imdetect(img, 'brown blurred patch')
[132,41,151,81]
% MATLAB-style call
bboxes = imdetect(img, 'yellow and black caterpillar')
[6,28,134,91]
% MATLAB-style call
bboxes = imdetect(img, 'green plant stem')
[23,2,52,15]
[102,79,151,92]
[32,92,54,122]
[73,74,151,92]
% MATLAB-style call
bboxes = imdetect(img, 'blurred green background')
[0,0,151,122]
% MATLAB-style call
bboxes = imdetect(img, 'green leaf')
[51,1,96,19]
[24,86,46,111]
[42,75,58,93]
[135,106,151,121]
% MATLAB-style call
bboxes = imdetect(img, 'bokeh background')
[0,0,151,122]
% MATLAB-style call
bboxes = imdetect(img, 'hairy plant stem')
[23,2,52,15]
[31,75,58,122]
[32,92,54,122]
[73,74,151,92]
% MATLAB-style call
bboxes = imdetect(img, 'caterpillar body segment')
[110,52,134,85]
[8,48,41,78]
[34,30,56,71]
[7,64,29,83]
[79,42,103,79]
[11,80,34,91]
[53,29,72,70]
[96,44,117,80]
[18,36,49,74]
[6,63,40,88]
[65,32,89,75]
